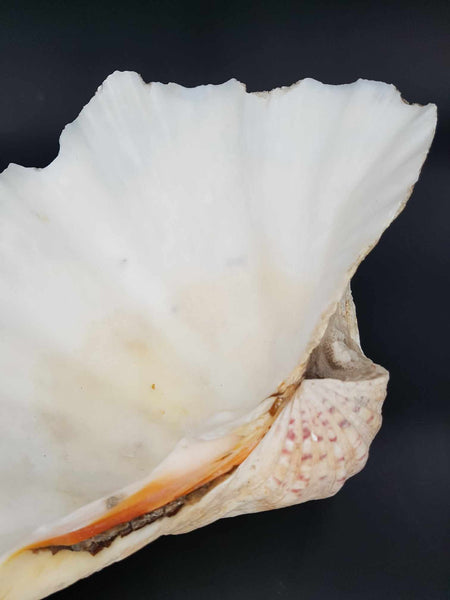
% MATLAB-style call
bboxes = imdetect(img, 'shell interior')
[0,73,436,600]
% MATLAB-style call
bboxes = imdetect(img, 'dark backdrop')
[1,1,449,599]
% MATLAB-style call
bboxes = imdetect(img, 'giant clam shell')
[0,73,436,599]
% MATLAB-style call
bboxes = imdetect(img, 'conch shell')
[0,73,436,599]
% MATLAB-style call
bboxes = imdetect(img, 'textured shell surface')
[0,72,436,600]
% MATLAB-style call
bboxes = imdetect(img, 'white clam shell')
[0,73,436,599]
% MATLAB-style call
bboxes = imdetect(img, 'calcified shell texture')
[0,73,436,600]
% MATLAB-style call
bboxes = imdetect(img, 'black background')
[1,1,449,598]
